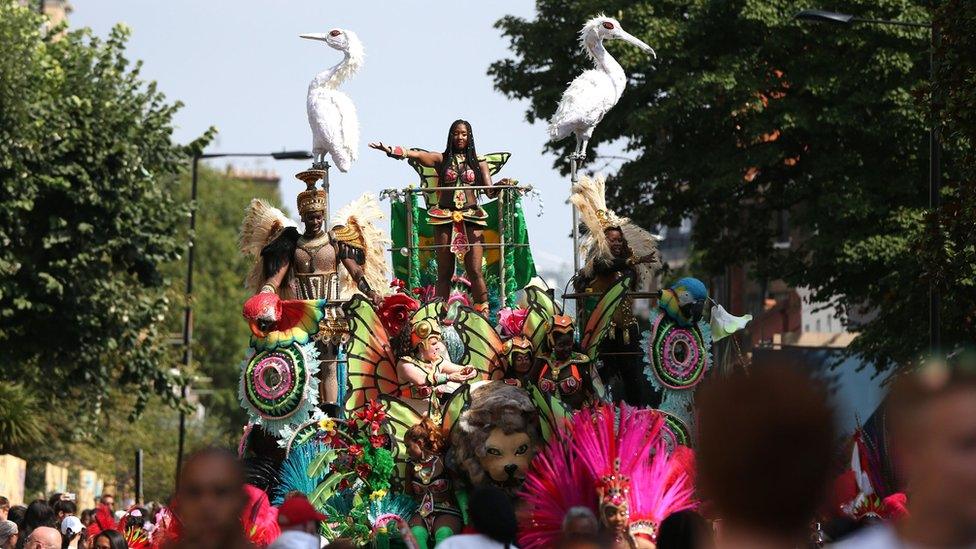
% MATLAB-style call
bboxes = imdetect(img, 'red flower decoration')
[412,285,436,303]
[348,444,364,459]
[390,278,407,292]
[378,293,420,337]
[369,434,388,449]
[355,463,372,480]
[444,168,458,182]
[338,478,350,492]
[498,307,529,337]
[463,169,476,183]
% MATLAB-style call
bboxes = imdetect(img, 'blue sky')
[70,0,594,274]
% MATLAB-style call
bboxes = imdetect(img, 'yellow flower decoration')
[318,418,336,432]
[451,210,464,222]
[369,489,387,501]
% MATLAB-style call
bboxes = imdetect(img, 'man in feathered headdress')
[571,174,660,407]
[239,175,391,415]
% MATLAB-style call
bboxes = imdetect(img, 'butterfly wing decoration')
[578,275,633,362]
[528,385,571,442]
[252,299,328,351]
[408,150,511,207]
[440,383,472,442]
[521,285,560,355]
[411,299,445,326]
[344,295,399,416]
[453,306,506,380]
[377,394,424,482]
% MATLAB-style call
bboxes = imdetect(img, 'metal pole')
[176,155,199,487]
[570,158,580,272]
[135,449,143,505]
[498,186,507,307]
[405,191,415,286]
[321,161,331,222]
[929,24,942,354]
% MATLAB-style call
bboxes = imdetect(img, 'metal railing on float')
[381,184,534,308]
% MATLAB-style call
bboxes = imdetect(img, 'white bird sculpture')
[300,28,364,172]
[548,15,655,162]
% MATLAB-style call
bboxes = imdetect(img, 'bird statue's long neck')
[310,44,364,90]
[585,33,626,100]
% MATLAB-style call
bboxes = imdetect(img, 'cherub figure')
[404,417,462,548]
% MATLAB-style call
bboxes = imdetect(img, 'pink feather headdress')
[518,403,697,548]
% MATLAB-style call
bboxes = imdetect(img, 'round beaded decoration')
[646,314,708,390]
[243,344,309,421]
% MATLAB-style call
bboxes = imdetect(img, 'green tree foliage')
[168,166,283,438]
[927,1,976,344]
[0,384,45,452]
[0,2,212,409]
[490,0,968,369]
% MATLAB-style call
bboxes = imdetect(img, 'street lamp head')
[271,150,313,160]
[794,9,855,25]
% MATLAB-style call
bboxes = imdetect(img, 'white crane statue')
[548,15,655,174]
[300,28,364,173]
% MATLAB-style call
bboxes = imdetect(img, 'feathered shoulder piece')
[240,199,297,257]
[240,199,300,295]
[332,193,392,298]
[570,174,661,290]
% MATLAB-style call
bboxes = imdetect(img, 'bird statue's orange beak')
[248,321,266,339]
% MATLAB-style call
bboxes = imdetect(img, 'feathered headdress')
[240,199,298,295]
[518,403,697,549]
[571,174,661,291]
[332,192,392,299]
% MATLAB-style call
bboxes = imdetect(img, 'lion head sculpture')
[449,381,542,496]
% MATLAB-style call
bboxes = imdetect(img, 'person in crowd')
[0,498,9,522]
[89,530,125,549]
[561,507,600,539]
[656,510,713,549]
[831,354,976,548]
[58,515,83,549]
[18,501,57,548]
[0,521,18,549]
[50,500,74,525]
[85,497,114,540]
[434,487,518,548]
[267,495,324,549]
[76,512,91,531]
[6,507,25,531]
[696,362,835,549]
[164,447,253,549]
[21,526,60,549]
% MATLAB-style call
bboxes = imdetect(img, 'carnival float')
[234,16,756,548]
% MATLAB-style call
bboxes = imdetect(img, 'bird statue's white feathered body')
[549,16,655,160]
[301,29,364,172]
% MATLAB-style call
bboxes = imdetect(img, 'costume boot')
[411,525,430,548]
[434,526,454,545]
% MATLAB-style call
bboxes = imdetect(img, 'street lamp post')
[175,149,312,486]
[794,9,941,354]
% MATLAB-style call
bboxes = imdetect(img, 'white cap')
[61,515,83,536]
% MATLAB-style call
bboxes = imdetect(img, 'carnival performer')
[571,174,660,407]
[396,318,477,416]
[531,315,598,410]
[518,403,697,549]
[369,120,511,315]
[502,336,534,388]
[403,417,462,548]
[240,188,390,415]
